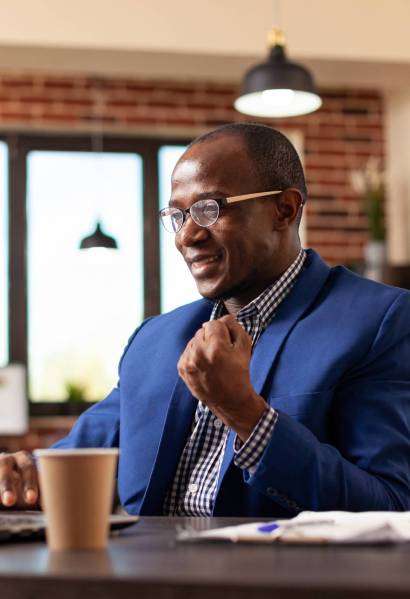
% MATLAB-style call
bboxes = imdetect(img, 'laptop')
[0,511,139,542]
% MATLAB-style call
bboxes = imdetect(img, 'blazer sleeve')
[51,321,147,450]
[244,291,410,512]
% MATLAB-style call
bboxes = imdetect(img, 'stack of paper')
[177,511,410,545]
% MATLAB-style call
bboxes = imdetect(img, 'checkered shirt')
[163,249,306,516]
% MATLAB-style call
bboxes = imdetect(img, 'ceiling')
[0,0,409,89]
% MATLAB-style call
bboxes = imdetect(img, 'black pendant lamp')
[234,27,322,118]
[79,221,118,250]
[79,78,119,251]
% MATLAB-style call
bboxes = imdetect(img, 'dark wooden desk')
[0,517,410,599]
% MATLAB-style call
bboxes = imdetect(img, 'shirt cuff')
[233,406,278,474]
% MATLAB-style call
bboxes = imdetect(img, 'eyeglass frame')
[159,189,297,234]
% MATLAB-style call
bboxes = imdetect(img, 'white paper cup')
[34,448,119,551]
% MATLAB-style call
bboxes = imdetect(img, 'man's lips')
[186,253,222,265]
[185,252,223,275]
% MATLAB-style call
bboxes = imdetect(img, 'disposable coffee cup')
[34,448,119,551]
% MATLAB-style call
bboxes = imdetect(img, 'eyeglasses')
[159,190,283,234]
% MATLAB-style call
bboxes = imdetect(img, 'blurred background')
[0,0,409,447]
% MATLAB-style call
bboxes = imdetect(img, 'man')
[1,123,410,516]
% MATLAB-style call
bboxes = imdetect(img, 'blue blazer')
[54,250,410,516]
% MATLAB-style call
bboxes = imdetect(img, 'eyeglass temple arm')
[224,190,283,204]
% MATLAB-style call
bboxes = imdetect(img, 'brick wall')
[0,418,76,452]
[0,73,384,265]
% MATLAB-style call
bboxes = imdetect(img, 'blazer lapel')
[215,250,331,497]
[139,377,197,515]
[250,250,330,394]
[141,251,331,513]
[139,300,213,515]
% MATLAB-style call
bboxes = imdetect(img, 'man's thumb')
[219,315,251,348]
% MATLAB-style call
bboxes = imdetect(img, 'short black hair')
[188,122,308,204]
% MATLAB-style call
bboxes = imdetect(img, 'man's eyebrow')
[169,190,229,207]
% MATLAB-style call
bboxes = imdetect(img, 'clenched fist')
[177,315,267,442]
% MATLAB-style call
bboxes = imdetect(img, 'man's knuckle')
[185,357,199,373]
[207,347,220,363]
[20,463,35,478]
[0,454,14,467]
[0,474,16,492]
[16,450,33,465]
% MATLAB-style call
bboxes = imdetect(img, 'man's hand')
[0,451,40,509]
[177,315,267,441]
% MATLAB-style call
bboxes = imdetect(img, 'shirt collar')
[211,248,306,326]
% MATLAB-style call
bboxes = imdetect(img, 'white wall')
[0,0,409,87]
[386,89,410,263]
[0,0,408,60]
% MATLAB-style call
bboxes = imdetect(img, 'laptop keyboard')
[0,513,45,541]
[0,512,138,542]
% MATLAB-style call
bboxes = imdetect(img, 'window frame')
[0,140,8,367]
[1,132,191,416]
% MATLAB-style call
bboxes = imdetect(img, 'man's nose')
[176,215,209,246]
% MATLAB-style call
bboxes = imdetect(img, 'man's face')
[170,135,283,304]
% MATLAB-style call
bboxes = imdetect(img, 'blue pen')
[258,518,335,534]
[257,522,280,533]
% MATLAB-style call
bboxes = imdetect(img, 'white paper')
[0,364,28,434]
[177,511,410,545]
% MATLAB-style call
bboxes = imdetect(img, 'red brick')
[0,77,35,88]
[61,98,94,107]
[0,111,33,120]
[106,99,141,109]
[43,79,78,90]
[124,116,167,125]
[25,95,57,103]
[38,114,80,123]
[0,72,385,265]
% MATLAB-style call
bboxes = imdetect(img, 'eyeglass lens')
[161,199,220,233]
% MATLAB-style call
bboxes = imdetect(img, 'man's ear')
[273,188,304,230]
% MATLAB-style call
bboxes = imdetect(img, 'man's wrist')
[234,405,278,473]
[227,394,268,442]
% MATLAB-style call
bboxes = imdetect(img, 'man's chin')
[195,280,226,302]
[195,279,239,302]
[195,276,257,304]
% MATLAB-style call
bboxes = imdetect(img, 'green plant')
[64,381,87,402]
[363,188,384,241]
[350,158,385,241]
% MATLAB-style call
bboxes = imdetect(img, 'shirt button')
[188,483,199,494]
[214,418,223,429]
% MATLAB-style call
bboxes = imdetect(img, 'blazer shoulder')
[146,298,214,326]
[329,265,410,303]
[122,298,213,352]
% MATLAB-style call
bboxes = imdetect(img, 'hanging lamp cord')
[268,0,285,47]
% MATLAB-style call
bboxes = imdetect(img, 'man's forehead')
[181,134,247,163]
[172,136,252,189]
[172,156,202,184]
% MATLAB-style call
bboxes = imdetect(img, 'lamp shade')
[79,222,118,250]
[235,44,322,118]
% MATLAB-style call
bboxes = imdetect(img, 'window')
[2,134,191,413]
[158,145,200,313]
[0,142,7,367]
[26,151,143,401]
[1,131,307,413]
